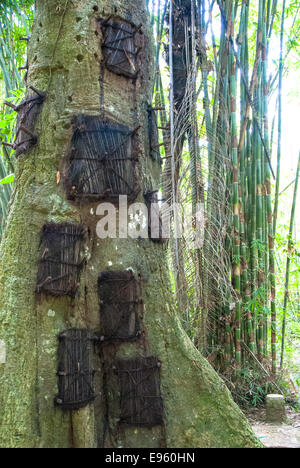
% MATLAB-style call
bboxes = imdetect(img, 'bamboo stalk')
[280,152,300,368]
[262,0,269,360]
[260,0,277,370]
[273,0,286,236]
[229,3,241,366]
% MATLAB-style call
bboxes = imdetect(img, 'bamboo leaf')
[0,173,14,185]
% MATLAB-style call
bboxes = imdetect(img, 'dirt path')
[252,422,300,448]
[246,406,300,448]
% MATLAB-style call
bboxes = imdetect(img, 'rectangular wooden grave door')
[100,19,143,79]
[36,223,85,297]
[55,329,98,410]
[65,116,139,202]
[98,270,143,343]
[115,356,163,427]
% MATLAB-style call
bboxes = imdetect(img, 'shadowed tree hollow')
[0,0,262,448]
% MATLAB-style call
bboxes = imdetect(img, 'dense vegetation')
[0,0,299,407]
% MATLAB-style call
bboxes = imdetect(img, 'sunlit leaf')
[0,173,14,185]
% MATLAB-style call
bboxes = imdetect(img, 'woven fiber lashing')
[65,116,140,202]
[115,356,163,427]
[36,223,85,298]
[100,18,143,79]
[14,88,45,157]
[55,329,99,410]
[147,106,162,163]
[144,191,168,244]
[98,270,143,343]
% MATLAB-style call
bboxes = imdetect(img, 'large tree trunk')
[0,0,261,448]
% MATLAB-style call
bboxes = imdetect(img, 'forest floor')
[245,406,300,448]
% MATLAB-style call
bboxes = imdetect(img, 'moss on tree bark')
[0,0,262,448]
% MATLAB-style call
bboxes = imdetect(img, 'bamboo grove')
[148,0,300,379]
[0,1,299,389]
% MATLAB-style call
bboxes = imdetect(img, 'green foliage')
[248,384,266,407]
[0,173,14,184]
[0,0,298,409]
[234,367,272,407]
[251,238,267,254]
[0,0,34,236]
[290,322,300,340]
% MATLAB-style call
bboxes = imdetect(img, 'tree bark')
[0,0,262,448]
